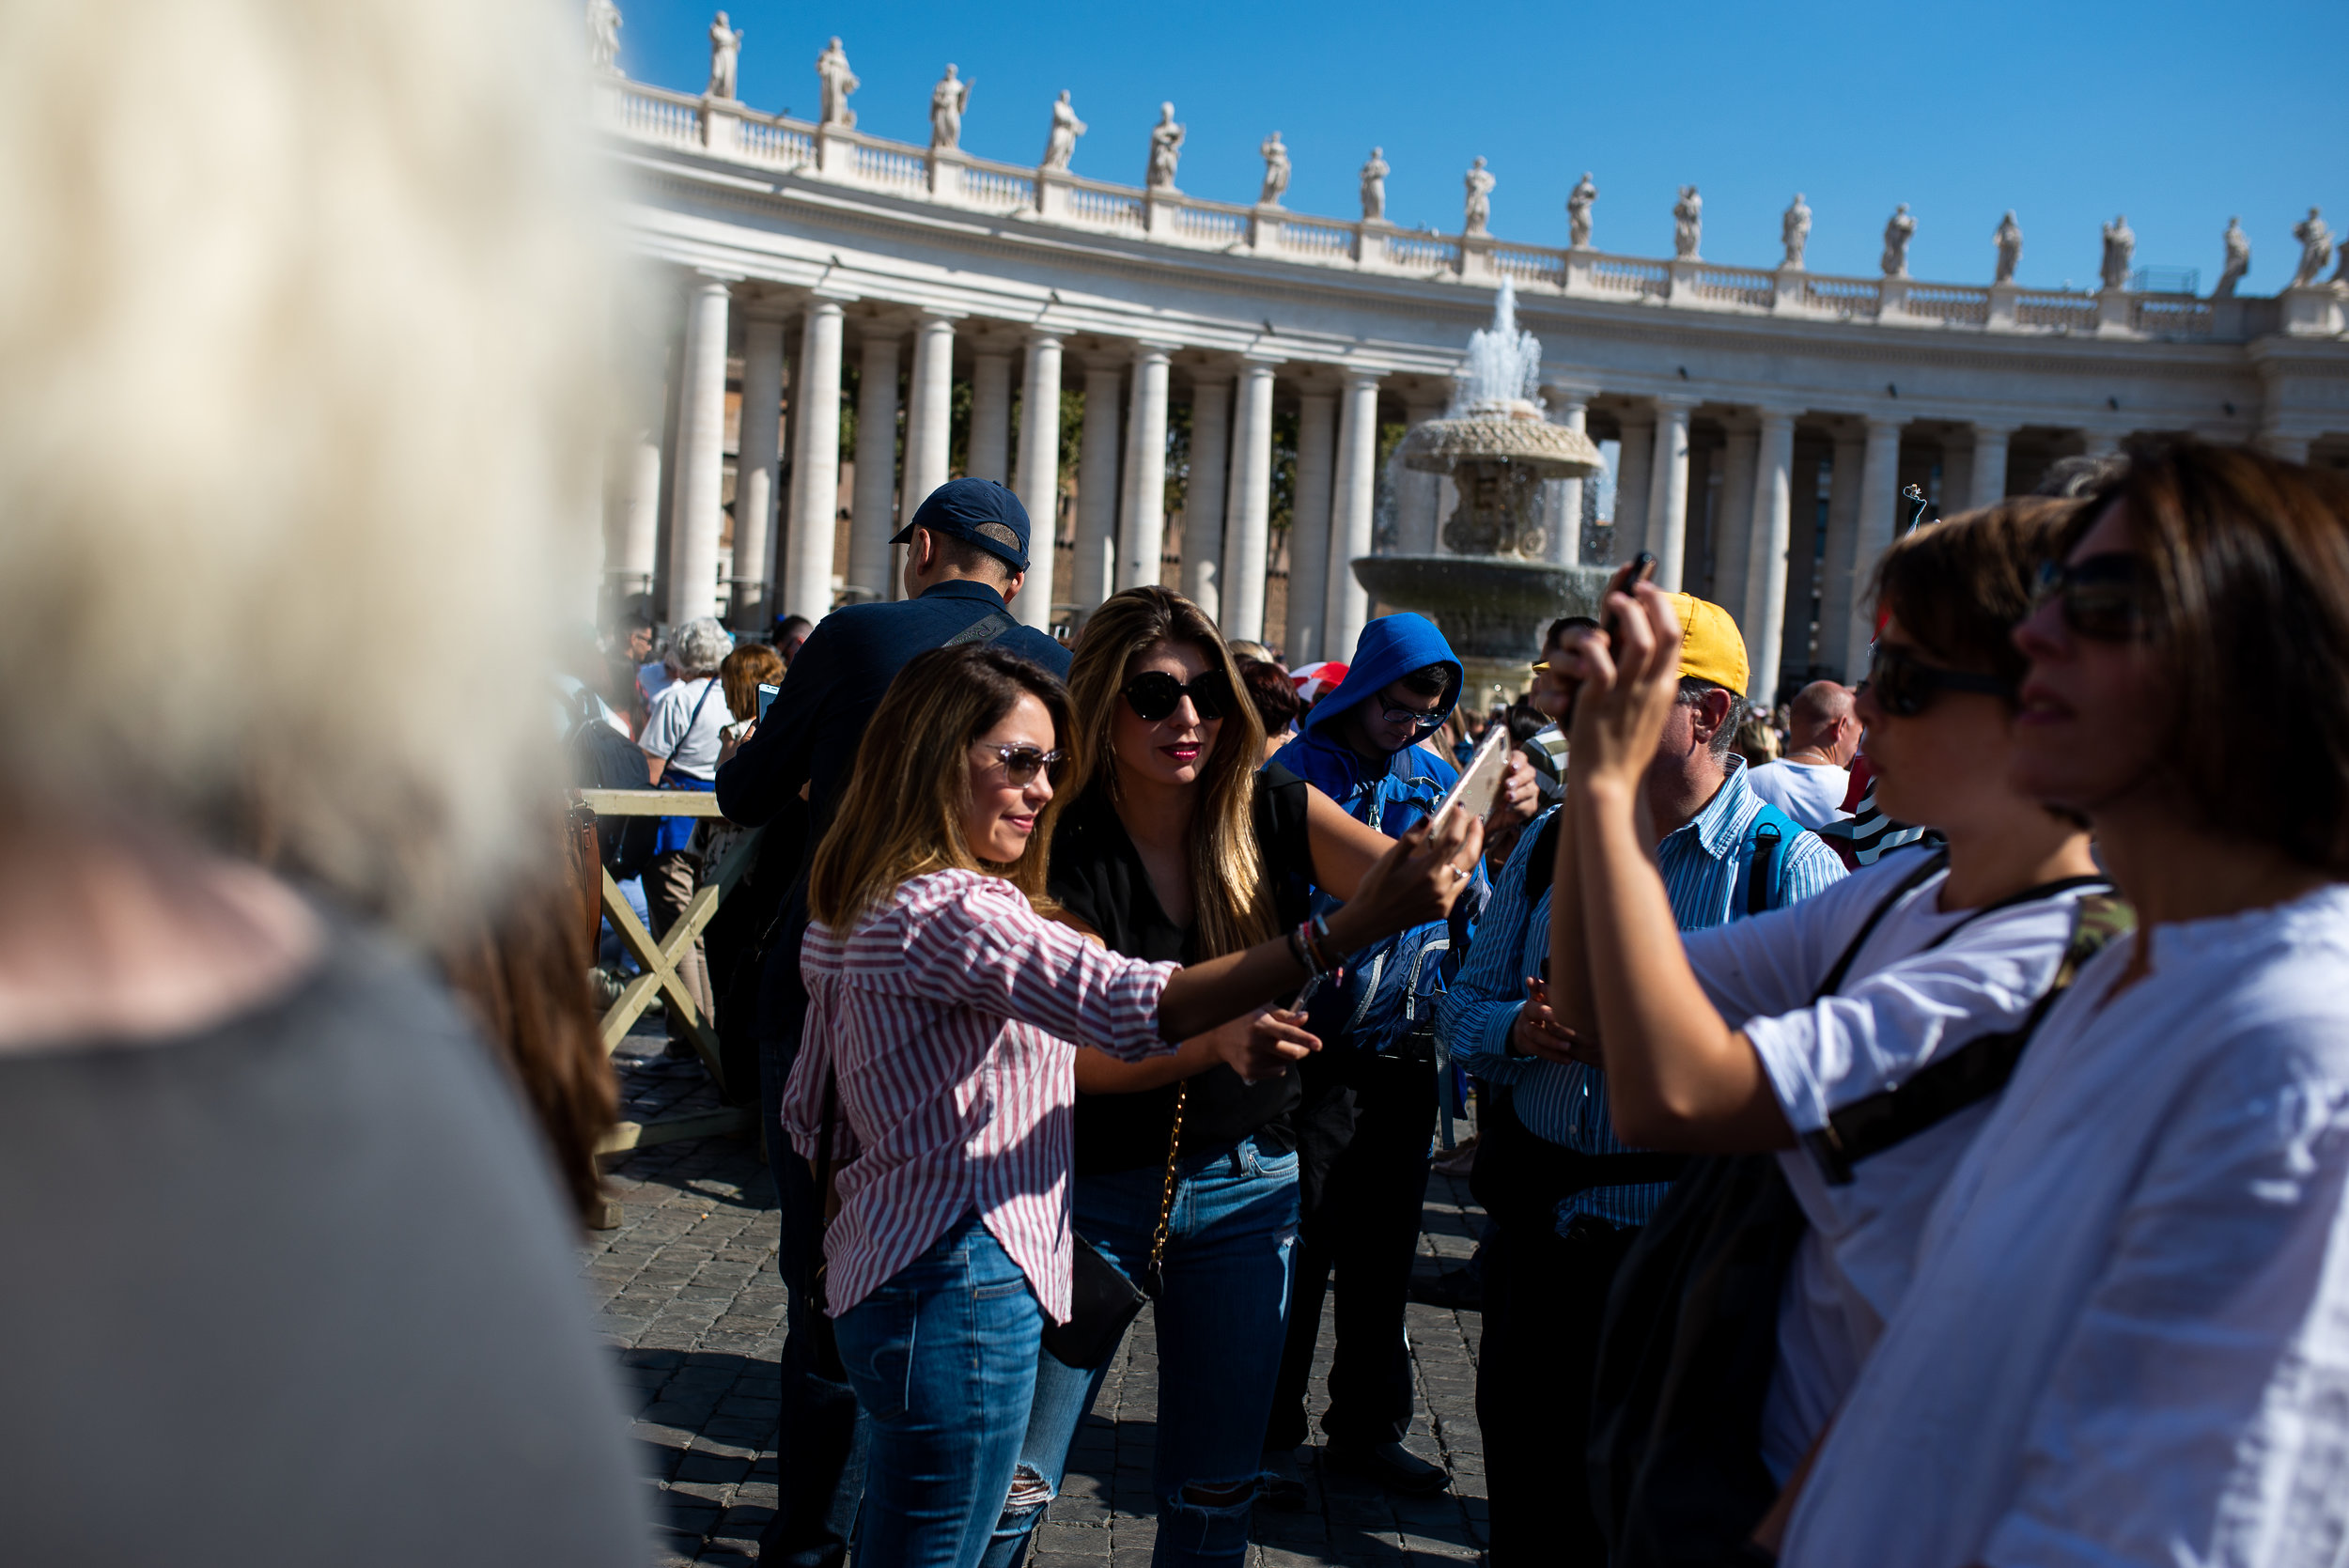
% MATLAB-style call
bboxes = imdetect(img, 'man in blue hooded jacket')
[1263,613,1536,1497]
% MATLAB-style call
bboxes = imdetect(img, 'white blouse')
[1782,882,2349,1568]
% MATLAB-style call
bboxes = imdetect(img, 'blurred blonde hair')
[0,0,615,934]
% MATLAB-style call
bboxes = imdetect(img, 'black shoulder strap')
[1812,848,1949,1001]
[1801,889,2127,1186]
[941,608,1019,650]
[1746,823,1782,917]
[1522,811,1564,904]
[662,677,720,765]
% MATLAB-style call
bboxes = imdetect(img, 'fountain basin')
[1352,553,1610,706]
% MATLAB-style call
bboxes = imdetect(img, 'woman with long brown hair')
[784,640,1478,1568]
[983,586,1422,1568]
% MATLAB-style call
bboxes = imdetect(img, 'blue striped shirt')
[1439,756,1847,1230]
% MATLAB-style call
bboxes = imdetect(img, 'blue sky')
[609,0,2339,291]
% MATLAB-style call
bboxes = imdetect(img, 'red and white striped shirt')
[782,868,1179,1321]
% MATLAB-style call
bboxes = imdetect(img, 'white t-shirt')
[637,675,728,782]
[1783,884,2349,1568]
[1743,758,1851,830]
[1680,847,2106,1481]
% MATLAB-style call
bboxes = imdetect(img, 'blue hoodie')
[1287,613,1465,834]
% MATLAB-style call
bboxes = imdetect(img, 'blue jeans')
[834,1211,1045,1568]
[981,1133,1299,1568]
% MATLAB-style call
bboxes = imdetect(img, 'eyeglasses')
[2033,553,2149,642]
[1378,698,1446,734]
[970,741,1066,786]
[1122,669,1234,723]
[1867,642,2014,718]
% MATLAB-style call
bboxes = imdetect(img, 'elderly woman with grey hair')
[639,614,736,1056]
[0,0,646,1560]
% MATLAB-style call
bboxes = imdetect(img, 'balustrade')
[1802,276,1882,320]
[614,84,701,149]
[2015,289,2099,332]
[1383,231,1462,272]
[1590,256,1671,300]
[850,139,928,194]
[960,163,1034,213]
[2132,296,2214,337]
[1170,203,1247,245]
[1064,179,1146,231]
[1688,264,1776,310]
[1902,284,1992,327]
[1490,244,1565,287]
[736,118,811,167]
[1279,218,1356,261]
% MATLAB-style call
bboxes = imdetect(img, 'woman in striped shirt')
[782,643,1480,1568]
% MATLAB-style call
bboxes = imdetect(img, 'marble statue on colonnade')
[1672,185,1702,258]
[2100,215,2136,291]
[929,65,972,150]
[1043,90,1086,170]
[2216,217,2250,297]
[816,36,858,127]
[1146,103,1185,190]
[1463,158,1495,236]
[1360,148,1389,223]
[1258,132,1290,206]
[1566,172,1597,248]
[587,0,622,76]
[2292,209,2334,287]
[1781,194,1812,269]
[1995,210,2024,283]
[706,12,741,101]
[1881,204,1915,277]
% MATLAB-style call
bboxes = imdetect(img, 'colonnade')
[610,268,2180,701]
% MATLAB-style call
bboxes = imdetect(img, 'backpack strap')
[1730,801,1801,920]
[1801,891,2128,1185]
[941,607,1019,650]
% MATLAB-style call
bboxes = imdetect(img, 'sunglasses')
[1378,698,1447,734]
[1867,642,2013,718]
[2033,553,2149,642]
[1122,669,1235,723]
[971,741,1067,787]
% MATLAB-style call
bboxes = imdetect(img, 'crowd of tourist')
[12,5,2349,1567]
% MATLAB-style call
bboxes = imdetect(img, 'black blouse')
[1050,761,1316,1175]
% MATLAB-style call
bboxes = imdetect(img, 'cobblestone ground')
[587,1030,1491,1566]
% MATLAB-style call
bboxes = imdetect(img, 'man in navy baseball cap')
[887,475,1031,576]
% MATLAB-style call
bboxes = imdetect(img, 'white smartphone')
[1431,723,1511,828]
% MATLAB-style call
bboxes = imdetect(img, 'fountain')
[1350,279,1610,704]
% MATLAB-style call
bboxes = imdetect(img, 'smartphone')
[1431,722,1511,828]
[756,682,781,722]
[1601,551,1657,644]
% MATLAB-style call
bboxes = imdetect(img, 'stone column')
[1543,389,1590,565]
[1710,421,1759,622]
[1744,409,1799,703]
[1325,370,1384,660]
[848,331,903,602]
[1647,397,1696,591]
[1395,398,1446,553]
[968,350,1014,483]
[1070,358,1124,615]
[783,296,848,622]
[1285,391,1338,663]
[1612,411,1654,563]
[1841,416,1906,680]
[616,428,662,599]
[730,315,787,629]
[1180,375,1233,620]
[1814,431,1865,676]
[665,272,734,625]
[1008,332,1064,631]
[1969,424,2015,506]
[1117,346,1174,591]
[896,310,960,596]
[1221,358,1280,644]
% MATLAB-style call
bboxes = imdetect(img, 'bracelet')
[1307,914,1343,972]
[1286,924,1321,978]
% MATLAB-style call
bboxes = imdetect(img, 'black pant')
[756,901,867,1568]
[1477,1212,1641,1567]
[1266,1046,1438,1451]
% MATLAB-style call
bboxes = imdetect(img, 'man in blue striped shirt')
[1438,594,1844,1566]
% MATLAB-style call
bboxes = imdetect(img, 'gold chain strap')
[1143,1082,1188,1292]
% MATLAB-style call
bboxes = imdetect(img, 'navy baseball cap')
[889,477,1032,573]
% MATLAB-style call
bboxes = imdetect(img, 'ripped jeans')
[980,1133,1299,1568]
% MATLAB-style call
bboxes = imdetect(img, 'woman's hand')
[1566,584,1687,798]
[1509,977,1580,1064]
[1209,1007,1320,1085]
[1326,809,1483,951]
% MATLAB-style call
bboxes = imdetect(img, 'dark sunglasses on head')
[1122,669,1234,723]
[2033,553,2149,642]
[1867,642,2014,719]
[971,741,1067,786]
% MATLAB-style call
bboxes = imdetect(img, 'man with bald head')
[1745,679,1860,828]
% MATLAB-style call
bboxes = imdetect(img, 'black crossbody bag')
[1041,1084,1189,1370]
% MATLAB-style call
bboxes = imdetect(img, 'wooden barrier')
[577,788,762,1156]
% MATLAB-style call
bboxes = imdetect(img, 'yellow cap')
[1664,592,1750,695]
